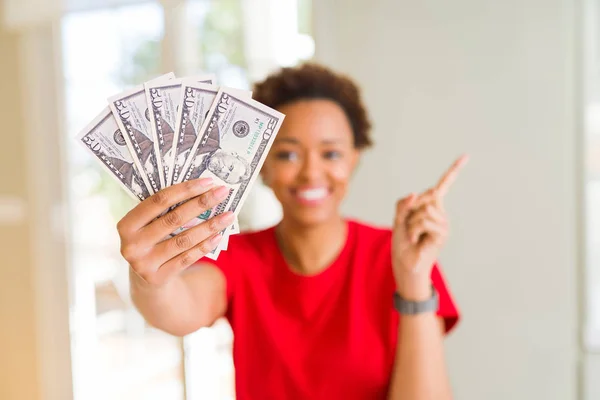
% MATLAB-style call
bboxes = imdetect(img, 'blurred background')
[0,0,598,399]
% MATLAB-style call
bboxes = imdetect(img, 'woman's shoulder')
[203,225,276,268]
[229,226,275,243]
[345,218,394,260]
[226,224,277,252]
[347,218,392,242]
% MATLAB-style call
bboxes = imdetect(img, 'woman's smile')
[291,185,331,206]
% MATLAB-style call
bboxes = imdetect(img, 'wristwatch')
[393,286,439,315]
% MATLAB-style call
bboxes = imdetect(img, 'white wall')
[313,1,580,399]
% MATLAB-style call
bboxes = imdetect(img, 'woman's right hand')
[117,177,235,287]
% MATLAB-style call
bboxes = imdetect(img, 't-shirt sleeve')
[430,262,460,334]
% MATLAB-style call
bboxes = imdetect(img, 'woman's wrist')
[129,265,174,293]
[393,269,432,302]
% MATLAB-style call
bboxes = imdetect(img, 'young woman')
[117,64,467,399]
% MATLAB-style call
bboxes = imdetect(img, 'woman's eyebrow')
[275,137,344,145]
[276,137,300,144]
[321,138,342,145]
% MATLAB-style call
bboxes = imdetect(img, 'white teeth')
[297,188,327,201]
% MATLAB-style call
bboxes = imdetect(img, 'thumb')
[395,193,416,225]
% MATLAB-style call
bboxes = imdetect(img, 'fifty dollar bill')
[173,81,251,186]
[170,81,218,186]
[145,74,215,188]
[108,72,175,194]
[76,107,151,202]
[170,81,250,245]
[183,88,285,259]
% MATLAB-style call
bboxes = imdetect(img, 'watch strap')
[393,286,439,315]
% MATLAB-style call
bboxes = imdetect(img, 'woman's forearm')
[129,266,203,336]
[387,156,465,399]
[387,287,452,400]
[129,264,226,336]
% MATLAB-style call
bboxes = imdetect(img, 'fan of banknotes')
[76,72,285,260]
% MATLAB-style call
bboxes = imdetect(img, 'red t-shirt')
[203,219,459,400]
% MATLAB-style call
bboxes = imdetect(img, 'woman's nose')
[298,152,322,181]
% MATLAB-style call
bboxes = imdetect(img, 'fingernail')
[194,177,213,188]
[210,234,223,245]
[221,211,235,224]
[214,186,229,199]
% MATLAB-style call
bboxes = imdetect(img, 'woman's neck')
[276,215,348,276]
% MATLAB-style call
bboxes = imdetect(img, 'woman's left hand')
[391,155,468,300]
